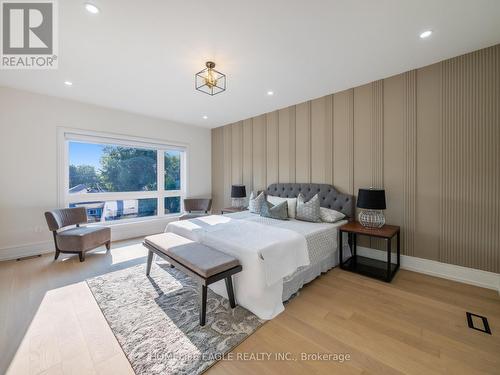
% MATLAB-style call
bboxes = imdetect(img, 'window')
[62,132,186,224]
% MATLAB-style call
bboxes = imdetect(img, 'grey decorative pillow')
[320,207,345,223]
[267,195,297,219]
[296,193,321,222]
[260,200,288,220]
[248,191,265,214]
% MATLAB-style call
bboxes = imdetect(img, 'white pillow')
[320,207,345,223]
[267,195,297,219]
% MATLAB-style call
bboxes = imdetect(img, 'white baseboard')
[0,241,55,261]
[356,246,500,293]
[0,216,180,262]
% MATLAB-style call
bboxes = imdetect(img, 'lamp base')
[358,209,385,228]
[231,197,246,209]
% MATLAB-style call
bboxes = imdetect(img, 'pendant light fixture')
[195,61,226,96]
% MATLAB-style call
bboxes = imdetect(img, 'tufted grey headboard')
[265,183,354,219]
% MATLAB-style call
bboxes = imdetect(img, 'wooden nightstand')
[339,221,400,282]
[220,207,247,214]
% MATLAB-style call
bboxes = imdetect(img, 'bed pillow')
[260,200,289,220]
[267,195,297,219]
[296,193,321,222]
[320,207,345,223]
[248,191,265,214]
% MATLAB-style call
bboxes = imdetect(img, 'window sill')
[88,214,182,242]
[87,214,182,227]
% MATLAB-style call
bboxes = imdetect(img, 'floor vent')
[466,312,492,335]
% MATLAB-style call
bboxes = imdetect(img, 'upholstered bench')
[143,233,242,326]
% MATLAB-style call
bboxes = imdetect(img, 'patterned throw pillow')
[248,191,265,214]
[260,200,289,220]
[320,207,345,223]
[296,193,321,222]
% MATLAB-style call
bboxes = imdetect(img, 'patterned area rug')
[86,261,264,375]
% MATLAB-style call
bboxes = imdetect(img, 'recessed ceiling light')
[84,3,100,14]
[64,81,73,86]
[202,115,208,120]
[267,90,274,96]
[419,30,432,39]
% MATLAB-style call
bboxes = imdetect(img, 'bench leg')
[146,250,154,276]
[225,276,236,308]
[79,252,85,262]
[200,284,207,326]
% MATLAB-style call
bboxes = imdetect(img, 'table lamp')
[231,185,246,208]
[357,188,386,228]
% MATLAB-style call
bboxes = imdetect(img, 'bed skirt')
[282,251,337,301]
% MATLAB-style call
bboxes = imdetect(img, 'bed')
[165,183,354,320]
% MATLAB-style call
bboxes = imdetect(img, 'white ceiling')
[1,0,500,128]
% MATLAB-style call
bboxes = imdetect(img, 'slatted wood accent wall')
[211,44,500,273]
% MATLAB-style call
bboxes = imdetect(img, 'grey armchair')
[44,207,111,262]
[179,198,212,220]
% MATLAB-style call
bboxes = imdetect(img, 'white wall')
[0,86,211,260]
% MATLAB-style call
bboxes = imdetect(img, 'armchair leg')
[52,232,60,261]
[79,252,85,262]
[105,241,111,251]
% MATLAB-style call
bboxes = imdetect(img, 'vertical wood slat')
[403,71,417,257]
[278,107,296,183]
[415,63,441,261]
[333,89,354,195]
[371,81,384,188]
[311,96,333,184]
[383,74,405,248]
[353,85,373,249]
[252,115,267,191]
[326,95,334,185]
[222,125,232,208]
[353,84,373,197]
[231,122,243,185]
[295,102,311,183]
[367,82,383,249]
[242,119,253,194]
[370,81,386,251]
[266,111,279,185]
[211,127,224,211]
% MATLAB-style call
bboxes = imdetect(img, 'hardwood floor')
[1,239,499,375]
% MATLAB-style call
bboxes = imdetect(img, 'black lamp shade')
[357,188,386,210]
[231,185,246,198]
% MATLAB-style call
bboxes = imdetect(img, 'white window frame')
[57,128,188,225]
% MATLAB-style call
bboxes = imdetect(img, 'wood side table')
[339,221,400,282]
[220,207,247,214]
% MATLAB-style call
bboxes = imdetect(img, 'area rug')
[86,261,264,375]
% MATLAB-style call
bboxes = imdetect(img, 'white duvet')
[165,215,309,319]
